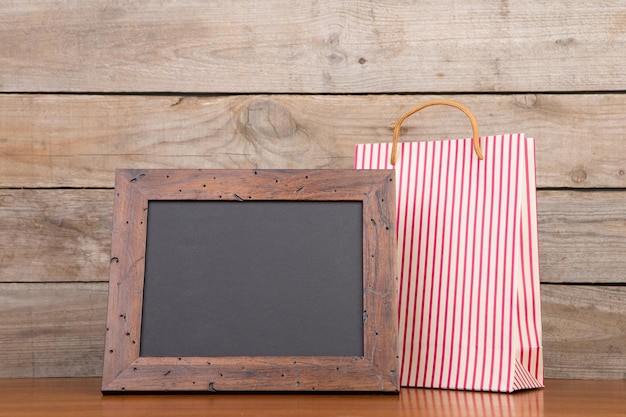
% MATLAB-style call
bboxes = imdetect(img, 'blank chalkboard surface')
[141,200,363,357]
[102,169,398,393]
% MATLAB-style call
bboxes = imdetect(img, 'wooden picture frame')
[102,169,398,393]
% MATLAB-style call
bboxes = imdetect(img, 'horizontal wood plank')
[0,190,113,283]
[2,189,625,284]
[1,283,624,379]
[1,94,626,188]
[542,285,626,380]
[537,191,626,284]
[0,283,107,378]
[1,1,624,93]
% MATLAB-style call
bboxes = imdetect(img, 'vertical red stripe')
[405,143,423,385]
[399,143,414,383]
[439,140,465,388]
[515,140,529,375]
[463,139,479,389]
[488,135,506,390]
[518,219,528,373]
[464,137,488,389]
[477,137,490,390]
[505,135,522,391]
[441,139,462,388]
[437,140,453,387]
[479,135,498,390]
[456,138,474,389]
[398,142,410,383]
[384,142,390,171]
[525,138,542,380]
[422,140,442,386]
[498,136,515,387]
[371,143,380,169]
[396,142,406,243]
[427,140,451,387]
[410,141,432,386]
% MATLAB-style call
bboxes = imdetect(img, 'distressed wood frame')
[101,169,398,393]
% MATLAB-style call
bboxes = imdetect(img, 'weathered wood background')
[1,1,625,380]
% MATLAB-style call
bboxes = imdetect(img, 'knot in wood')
[569,167,587,184]
[239,99,297,141]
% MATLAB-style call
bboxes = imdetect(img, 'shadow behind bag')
[355,100,543,392]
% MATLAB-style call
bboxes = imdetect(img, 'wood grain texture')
[0,189,113,283]
[3,189,624,284]
[1,94,626,188]
[1,0,625,384]
[2,378,626,417]
[542,285,626,380]
[1,1,625,93]
[1,283,624,380]
[0,283,107,378]
[537,191,626,284]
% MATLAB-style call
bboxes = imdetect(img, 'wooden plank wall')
[1,1,625,380]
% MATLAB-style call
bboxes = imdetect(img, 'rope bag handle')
[391,99,484,165]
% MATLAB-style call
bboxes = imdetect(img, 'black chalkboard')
[140,200,364,357]
[102,169,399,393]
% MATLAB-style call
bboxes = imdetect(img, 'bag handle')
[391,99,484,165]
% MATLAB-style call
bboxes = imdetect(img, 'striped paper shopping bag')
[355,100,543,392]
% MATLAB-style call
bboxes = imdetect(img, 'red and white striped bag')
[355,100,543,392]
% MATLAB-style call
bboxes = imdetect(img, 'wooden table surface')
[1,378,624,417]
